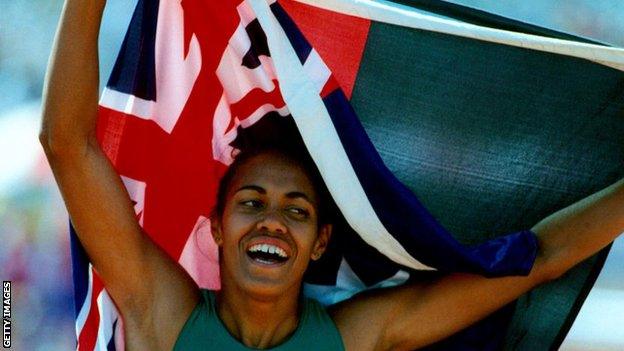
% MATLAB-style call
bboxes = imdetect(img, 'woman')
[40,0,624,350]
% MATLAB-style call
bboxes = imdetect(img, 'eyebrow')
[235,185,315,204]
[285,191,314,204]
[235,185,266,194]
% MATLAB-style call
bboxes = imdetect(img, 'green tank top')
[174,290,345,350]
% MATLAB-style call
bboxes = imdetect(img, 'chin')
[233,274,301,300]
[220,250,309,299]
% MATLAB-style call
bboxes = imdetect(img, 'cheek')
[222,205,254,229]
[219,215,249,248]
[292,225,320,253]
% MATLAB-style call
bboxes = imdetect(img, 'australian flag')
[71,0,624,349]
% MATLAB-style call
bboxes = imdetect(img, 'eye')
[286,207,310,218]
[240,199,263,209]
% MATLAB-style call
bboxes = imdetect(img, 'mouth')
[246,242,290,265]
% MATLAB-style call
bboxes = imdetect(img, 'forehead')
[228,152,318,200]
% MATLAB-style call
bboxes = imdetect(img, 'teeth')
[248,244,288,258]
[275,247,287,258]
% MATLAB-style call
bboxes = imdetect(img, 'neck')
[216,281,302,349]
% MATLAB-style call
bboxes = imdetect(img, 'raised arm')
[39,1,198,348]
[332,179,624,351]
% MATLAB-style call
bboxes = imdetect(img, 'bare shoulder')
[120,243,202,350]
[328,287,410,351]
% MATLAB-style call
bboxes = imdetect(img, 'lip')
[244,252,290,267]
[243,234,294,267]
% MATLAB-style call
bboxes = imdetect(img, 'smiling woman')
[175,147,342,350]
[211,148,333,299]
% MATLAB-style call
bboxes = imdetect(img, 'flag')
[71,0,624,349]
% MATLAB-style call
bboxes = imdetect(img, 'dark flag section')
[349,1,623,349]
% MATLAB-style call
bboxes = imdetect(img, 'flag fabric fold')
[71,0,624,349]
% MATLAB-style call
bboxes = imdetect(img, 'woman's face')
[212,151,331,297]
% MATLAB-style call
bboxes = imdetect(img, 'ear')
[210,217,224,247]
[311,224,332,261]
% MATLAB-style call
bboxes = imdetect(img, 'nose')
[256,209,287,234]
